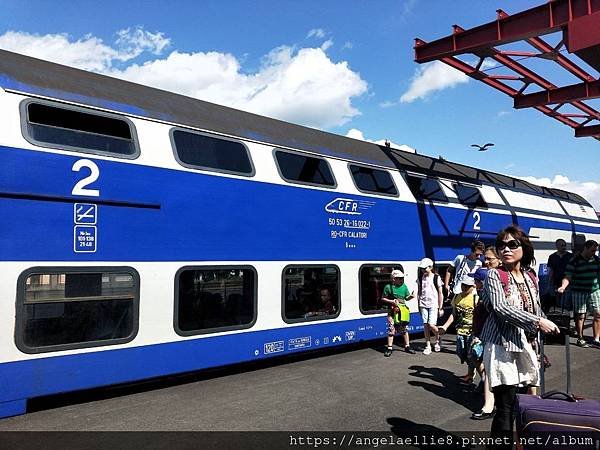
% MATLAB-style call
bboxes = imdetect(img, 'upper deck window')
[22,101,138,158]
[171,129,254,176]
[405,175,448,203]
[454,183,487,208]
[274,150,336,187]
[349,165,398,196]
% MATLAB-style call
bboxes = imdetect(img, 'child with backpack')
[382,270,415,356]
[417,258,444,355]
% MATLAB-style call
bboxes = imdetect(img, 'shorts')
[457,335,483,368]
[571,290,600,315]
[456,334,472,365]
[387,315,407,335]
[419,307,437,326]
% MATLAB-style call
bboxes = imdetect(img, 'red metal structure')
[414,0,600,140]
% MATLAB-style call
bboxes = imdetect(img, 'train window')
[15,268,139,354]
[175,266,256,335]
[359,264,405,314]
[404,175,448,203]
[349,164,398,196]
[454,183,488,208]
[282,266,340,322]
[21,100,139,158]
[274,150,336,187]
[171,129,254,176]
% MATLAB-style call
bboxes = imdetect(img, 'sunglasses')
[496,240,521,251]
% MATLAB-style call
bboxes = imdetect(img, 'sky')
[1,0,599,209]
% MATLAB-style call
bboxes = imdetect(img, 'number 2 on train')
[472,211,481,231]
[72,159,100,197]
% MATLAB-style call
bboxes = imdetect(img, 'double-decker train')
[0,49,598,418]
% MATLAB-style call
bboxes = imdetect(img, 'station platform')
[0,334,597,434]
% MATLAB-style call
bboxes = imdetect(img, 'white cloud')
[0,28,169,72]
[400,60,469,103]
[307,28,326,39]
[345,128,416,153]
[341,41,353,50]
[320,39,334,51]
[497,110,510,118]
[517,174,600,210]
[0,30,367,129]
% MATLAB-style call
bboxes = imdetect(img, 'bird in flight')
[471,143,495,151]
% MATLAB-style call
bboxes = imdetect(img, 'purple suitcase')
[515,391,600,438]
[515,321,600,447]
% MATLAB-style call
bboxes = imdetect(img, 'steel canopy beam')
[414,1,600,140]
[515,79,600,108]
[414,0,600,63]
[575,124,600,137]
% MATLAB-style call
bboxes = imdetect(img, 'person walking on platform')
[468,268,495,420]
[557,239,600,348]
[417,258,444,355]
[483,246,501,270]
[382,270,415,356]
[445,240,485,300]
[545,239,572,312]
[481,225,559,443]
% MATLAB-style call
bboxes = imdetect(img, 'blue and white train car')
[0,49,598,418]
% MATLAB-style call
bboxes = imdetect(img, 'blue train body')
[0,49,599,418]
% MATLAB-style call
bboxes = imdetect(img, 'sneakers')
[423,345,432,355]
[591,339,600,348]
[434,342,441,352]
[384,346,392,357]
[576,338,590,348]
[405,345,416,354]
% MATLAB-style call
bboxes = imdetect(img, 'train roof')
[0,49,589,206]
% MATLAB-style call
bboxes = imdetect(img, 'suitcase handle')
[541,390,577,402]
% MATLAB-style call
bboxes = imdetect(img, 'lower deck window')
[282,266,340,321]
[359,265,405,313]
[16,268,139,353]
[176,267,256,335]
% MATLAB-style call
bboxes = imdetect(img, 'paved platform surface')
[0,335,598,432]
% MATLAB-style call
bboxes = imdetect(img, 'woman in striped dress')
[481,226,559,441]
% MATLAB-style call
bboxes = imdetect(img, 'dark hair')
[495,225,536,268]
[584,240,599,249]
[484,245,499,258]
[555,238,566,245]
[471,240,486,252]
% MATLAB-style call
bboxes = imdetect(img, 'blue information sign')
[74,203,97,225]
[74,226,97,253]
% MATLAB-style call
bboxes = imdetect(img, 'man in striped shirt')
[558,240,600,348]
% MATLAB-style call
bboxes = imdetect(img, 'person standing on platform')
[417,258,444,355]
[382,270,415,356]
[557,240,600,347]
[445,240,485,300]
[483,246,501,270]
[481,226,559,442]
[546,239,572,312]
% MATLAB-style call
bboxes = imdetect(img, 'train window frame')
[173,265,258,337]
[348,164,399,197]
[273,149,337,189]
[169,128,256,177]
[453,183,488,209]
[358,263,406,315]
[403,174,449,203]
[15,266,140,354]
[19,99,140,160]
[281,264,341,324]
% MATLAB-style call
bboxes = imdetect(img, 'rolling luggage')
[515,318,600,447]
